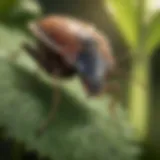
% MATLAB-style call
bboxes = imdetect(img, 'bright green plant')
[105,0,160,142]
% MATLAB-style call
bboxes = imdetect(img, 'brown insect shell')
[36,15,116,70]
[36,15,83,61]
[29,15,116,92]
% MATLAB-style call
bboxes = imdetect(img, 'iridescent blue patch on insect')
[75,38,108,95]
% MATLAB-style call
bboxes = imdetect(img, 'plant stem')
[128,57,150,142]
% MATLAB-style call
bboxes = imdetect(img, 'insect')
[23,14,132,136]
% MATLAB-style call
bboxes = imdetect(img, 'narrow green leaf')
[136,0,147,42]
[105,0,138,49]
[144,12,160,55]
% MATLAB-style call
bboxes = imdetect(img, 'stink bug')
[23,14,131,136]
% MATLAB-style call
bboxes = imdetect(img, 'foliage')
[144,12,160,55]
[105,0,160,142]
[106,0,160,55]
[0,0,139,160]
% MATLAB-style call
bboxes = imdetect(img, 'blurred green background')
[0,0,160,160]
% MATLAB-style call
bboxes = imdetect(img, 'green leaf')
[136,0,147,42]
[0,25,139,159]
[144,12,160,55]
[0,0,41,27]
[105,0,138,49]
[0,0,19,19]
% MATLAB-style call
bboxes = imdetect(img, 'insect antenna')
[113,52,147,89]
[36,81,61,136]
[116,51,147,66]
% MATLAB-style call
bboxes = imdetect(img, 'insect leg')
[104,81,121,118]
[109,67,147,90]
[23,43,62,135]
[36,80,61,136]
